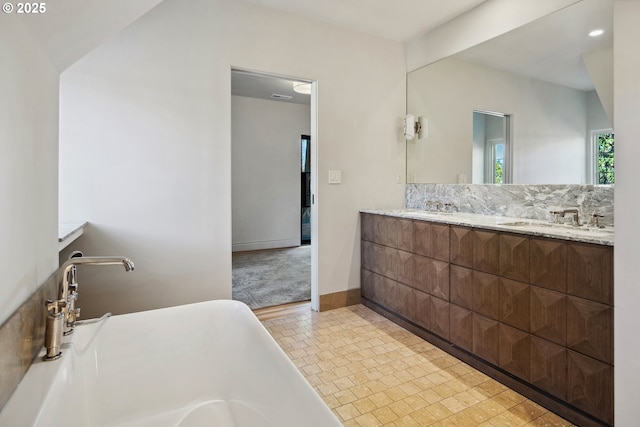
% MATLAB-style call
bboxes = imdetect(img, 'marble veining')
[406,184,614,226]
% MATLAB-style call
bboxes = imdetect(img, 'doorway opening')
[301,134,311,245]
[230,68,318,311]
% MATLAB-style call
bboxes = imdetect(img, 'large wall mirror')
[407,0,613,185]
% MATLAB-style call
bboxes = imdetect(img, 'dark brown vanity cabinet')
[361,213,614,426]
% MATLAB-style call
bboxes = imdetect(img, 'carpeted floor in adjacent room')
[232,245,311,309]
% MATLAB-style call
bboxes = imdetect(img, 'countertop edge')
[361,209,614,246]
[58,222,88,251]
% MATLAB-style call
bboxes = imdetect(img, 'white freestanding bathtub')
[0,300,342,427]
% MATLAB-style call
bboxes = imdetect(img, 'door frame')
[230,67,319,311]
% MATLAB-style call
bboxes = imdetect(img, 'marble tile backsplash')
[0,274,57,411]
[406,184,614,226]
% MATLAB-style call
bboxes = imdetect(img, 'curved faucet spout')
[58,257,135,301]
[60,256,134,271]
[45,256,135,360]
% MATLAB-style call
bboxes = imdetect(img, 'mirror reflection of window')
[473,110,511,184]
[489,139,505,184]
[591,130,614,184]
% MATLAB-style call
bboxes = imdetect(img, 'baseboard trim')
[232,239,300,252]
[254,301,311,321]
[319,289,361,312]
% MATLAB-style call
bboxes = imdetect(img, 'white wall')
[614,1,640,423]
[582,47,614,124]
[59,0,406,317]
[0,16,59,325]
[586,90,612,132]
[231,95,310,252]
[407,57,588,184]
[472,113,485,184]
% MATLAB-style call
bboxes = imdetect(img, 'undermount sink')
[497,221,614,238]
[497,221,552,227]
[0,300,341,427]
[398,209,459,217]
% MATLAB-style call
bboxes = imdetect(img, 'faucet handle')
[443,203,458,213]
[43,300,67,361]
[45,299,67,316]
[590,212,605,228]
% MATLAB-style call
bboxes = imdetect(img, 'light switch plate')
[328,170,342,184]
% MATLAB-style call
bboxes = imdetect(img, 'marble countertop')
[361,209,613,246]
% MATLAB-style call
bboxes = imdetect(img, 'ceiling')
[235,0,613,101]
[234,0,487,103]
[244,0,487,42]
[15,0,165,71]
[232,71,311,105]
[13,0,611,96]
[12,0,486,76]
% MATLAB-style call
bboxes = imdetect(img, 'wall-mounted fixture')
[292,81,311,94]
[404,114,427,141]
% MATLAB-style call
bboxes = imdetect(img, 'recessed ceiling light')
[589,29,605,37]
[292,81,311,95]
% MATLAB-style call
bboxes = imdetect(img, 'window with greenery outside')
[494,160,503,184]
[598,133,614,184]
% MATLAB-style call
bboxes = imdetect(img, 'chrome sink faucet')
[443,203,458,213]
[425,200,442,212]
[561,208,581,226]
[589,212,605,228]
[43,256,134,361]
[549,209,562,223]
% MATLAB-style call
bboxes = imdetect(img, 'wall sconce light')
[292,81,311,94]
[404,115,428,141]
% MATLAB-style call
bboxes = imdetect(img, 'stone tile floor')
[262,304,574,427]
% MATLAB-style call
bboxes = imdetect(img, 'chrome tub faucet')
[63,251,83,336]
[43,255,134,361]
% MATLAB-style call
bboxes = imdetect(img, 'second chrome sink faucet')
[43,255,135,361]
[561,208,581,226]
[549,208,581,226]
